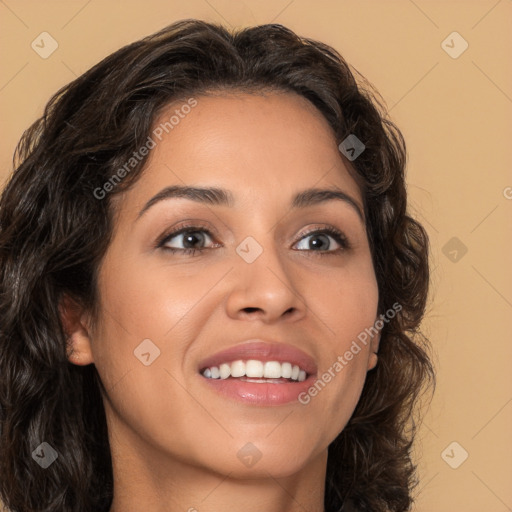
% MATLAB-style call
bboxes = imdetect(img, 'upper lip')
[197,339,318,376]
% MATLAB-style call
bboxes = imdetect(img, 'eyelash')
[156,222,351,258]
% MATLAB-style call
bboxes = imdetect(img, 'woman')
[0,19,434,512]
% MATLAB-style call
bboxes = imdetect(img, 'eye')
[294,227,351,256]
[157,224,218,255]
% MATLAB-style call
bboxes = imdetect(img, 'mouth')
[197,340,317,406]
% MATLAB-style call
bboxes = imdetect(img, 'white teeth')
[201,359,309,381]
[281,362,292,379]
[245,360,264,378]
[230,360,245,378]
[219,363,231,380]
[263,361,282,378]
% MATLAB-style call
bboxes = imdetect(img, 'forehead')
[118,91,364,216]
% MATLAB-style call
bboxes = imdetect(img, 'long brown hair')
[0,19,434,512]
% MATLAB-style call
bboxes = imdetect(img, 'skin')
[63,91,381,512]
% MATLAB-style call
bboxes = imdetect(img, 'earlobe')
[367,351,378,371]
[367,324,382,371]
[59,295,95,366]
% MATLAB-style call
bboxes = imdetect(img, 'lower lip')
[200,375,315,405]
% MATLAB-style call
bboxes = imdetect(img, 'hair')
[0,19,434,512]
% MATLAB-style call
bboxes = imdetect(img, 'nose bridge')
[225,227,305,320]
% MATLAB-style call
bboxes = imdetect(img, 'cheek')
[89,254,227,407]
[297,259,378,433]
[312,254,379,345]
[92,254,213,356]
[299,342,372,448]
[88,259,212,460]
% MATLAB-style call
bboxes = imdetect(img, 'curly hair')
[0,19,434,512]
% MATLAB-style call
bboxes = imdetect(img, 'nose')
[225,237,307,324]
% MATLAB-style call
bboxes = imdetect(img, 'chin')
[200,434,325,480]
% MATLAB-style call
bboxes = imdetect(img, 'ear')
[366,319,382,371]
[59,294,95,366]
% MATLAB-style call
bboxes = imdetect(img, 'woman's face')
[72,91,380,479]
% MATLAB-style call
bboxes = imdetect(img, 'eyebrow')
[136,185,365,224]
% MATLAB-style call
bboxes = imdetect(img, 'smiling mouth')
[200,359,308,382]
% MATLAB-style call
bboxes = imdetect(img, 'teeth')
[219,363,231,380]
[281,362,292,379]
[201,359,308,382]
[263,361,281,378]
[230,360,245,378]
[245,360,264,378]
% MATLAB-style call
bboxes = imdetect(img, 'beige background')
[1,1,511,511]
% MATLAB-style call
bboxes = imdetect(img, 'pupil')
[311,234,327,250]
[184,231,203,248]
